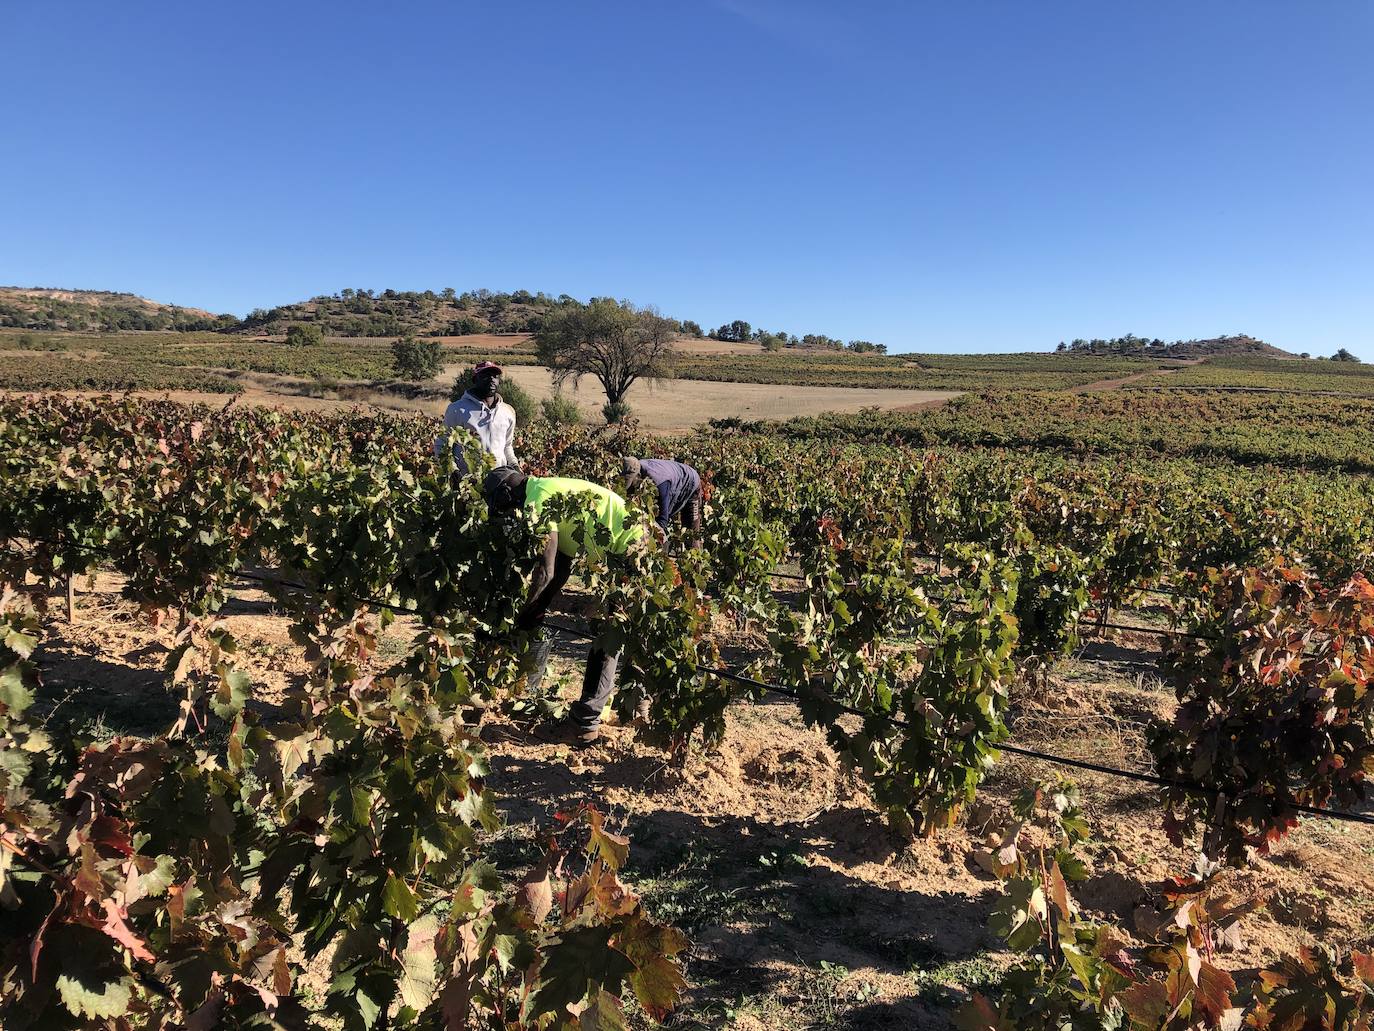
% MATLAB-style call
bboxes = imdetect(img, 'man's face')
[473,370,501,399]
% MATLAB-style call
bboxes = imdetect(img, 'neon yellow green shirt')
[523,476,641,558]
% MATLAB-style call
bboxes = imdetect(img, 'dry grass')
[51,365,962,433]
[446,365,962,432]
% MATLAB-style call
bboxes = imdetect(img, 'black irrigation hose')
[19,540,1374,827]
[1087,620,1216,642]
[235,569,426,618]
[770,567,1216,642]
[541,616,1374,829]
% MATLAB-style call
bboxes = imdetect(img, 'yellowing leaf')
[56,969,133,1019]
[399,914,439,1011]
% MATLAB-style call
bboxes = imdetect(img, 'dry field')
[460,365,962,431]
[50,366,961,433]
[34,571,1374,1030]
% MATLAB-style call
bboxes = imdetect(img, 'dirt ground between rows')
[26,571,1374,1029]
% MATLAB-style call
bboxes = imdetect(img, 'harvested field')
[454,365,964,431]
[14,367,962,433]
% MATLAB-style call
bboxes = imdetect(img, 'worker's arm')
[515,532,561,630]
[502,406,519,467]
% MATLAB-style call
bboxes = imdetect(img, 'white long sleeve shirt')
[435,392,519,472]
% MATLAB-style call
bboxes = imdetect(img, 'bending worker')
[434,361,518,472]
[483,465,640,746]
[620,456,702,538]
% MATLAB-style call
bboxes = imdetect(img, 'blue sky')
[2,2,1371,358]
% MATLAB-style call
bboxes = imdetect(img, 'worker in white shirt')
[434,361,519,473]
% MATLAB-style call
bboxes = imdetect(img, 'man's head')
[468,361,503,403]
[619,456,642,492]
[483,464,528,512]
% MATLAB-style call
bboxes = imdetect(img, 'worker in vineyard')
[483,465,641,746]
[434,361,518,473]
[619,456,703,545]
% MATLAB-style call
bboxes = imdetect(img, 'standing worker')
[484,466,641,746]
[435,361,518,472]
[620,456,703,541]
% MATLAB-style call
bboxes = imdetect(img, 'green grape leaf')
[382,873,419,922]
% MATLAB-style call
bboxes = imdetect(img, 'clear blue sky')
[3,2,1371,358]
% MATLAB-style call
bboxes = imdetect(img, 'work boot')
[533,719,600,747]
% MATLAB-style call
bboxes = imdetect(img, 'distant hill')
[0,287,1304,364]
[237,289,598,338]
[0,287,235,332]
[1058,333,1295,360]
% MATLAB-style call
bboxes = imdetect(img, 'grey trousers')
[518,549,624,730]
[526,632,622,731]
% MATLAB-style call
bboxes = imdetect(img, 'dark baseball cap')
[473,361,503,376]
[483,465,526,509]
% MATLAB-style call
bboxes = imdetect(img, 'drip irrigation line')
[21,537,1220,648]
[542,615,1374,829]
[1137,584,1186,599]
[234,569,426,618]
[14,539,1374,829]
[1087,620,1216,642]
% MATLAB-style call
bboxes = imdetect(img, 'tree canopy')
[534,299,677,407]
[284,324,324,347]
[711,320,752,342]
[390,334,442,380]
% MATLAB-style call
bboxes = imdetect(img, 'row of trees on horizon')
[1057,332,1361,362]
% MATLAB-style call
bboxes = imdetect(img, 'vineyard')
[2,394,1373,1028]
[0,331,1165,397]
[764,389,1374,474]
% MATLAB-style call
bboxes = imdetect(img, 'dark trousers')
[519,551,623,730]
[663,486,703,549]
[682,486,703,533]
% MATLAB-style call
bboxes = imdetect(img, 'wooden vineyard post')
[66,573,76,623]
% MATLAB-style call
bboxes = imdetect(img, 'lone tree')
[534,299,677,410]
[284,323,324,347]
[390,334,443,380]
[1331,347,1361,363]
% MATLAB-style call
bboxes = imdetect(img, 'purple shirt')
[639,459,700,529]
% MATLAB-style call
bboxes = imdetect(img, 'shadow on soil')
[32,641,179,737]
[488,749,1000,1029]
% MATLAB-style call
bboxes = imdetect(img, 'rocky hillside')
[1159,334,1294,359]
[0,287,234,332]
[236,289,588,338]
[1059,333,1294,359]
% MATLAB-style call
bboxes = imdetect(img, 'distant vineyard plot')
[1139,354,1374,395]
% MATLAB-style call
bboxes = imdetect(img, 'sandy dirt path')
[1069,360,1203,393]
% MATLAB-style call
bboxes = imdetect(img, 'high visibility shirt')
[524,476,640,558]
